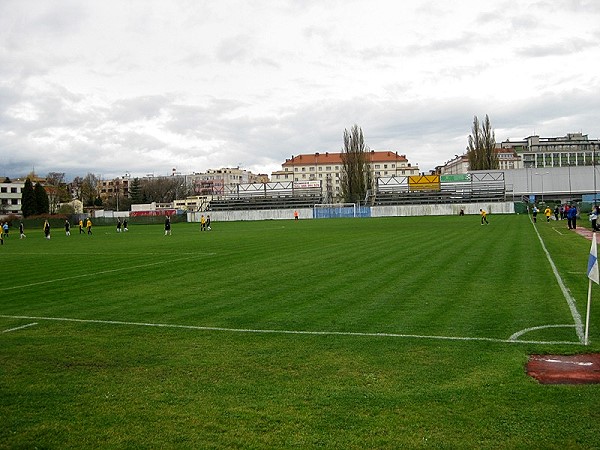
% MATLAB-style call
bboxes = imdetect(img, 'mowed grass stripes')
[1,214,599,448]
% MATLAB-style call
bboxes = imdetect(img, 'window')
[10,187,17,193]
[0,187,6,193]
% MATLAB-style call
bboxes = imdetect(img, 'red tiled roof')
[282,151,408,167]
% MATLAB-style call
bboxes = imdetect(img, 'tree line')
[16,172,192,217]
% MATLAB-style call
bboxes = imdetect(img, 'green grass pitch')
[1,214,600,448]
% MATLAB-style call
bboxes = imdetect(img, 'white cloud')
[1,0,600,179]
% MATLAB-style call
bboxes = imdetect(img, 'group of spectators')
[532,203,579,229]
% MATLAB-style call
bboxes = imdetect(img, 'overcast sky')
[1,0,600,180]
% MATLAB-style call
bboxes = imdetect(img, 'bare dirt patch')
[527,354,600,384]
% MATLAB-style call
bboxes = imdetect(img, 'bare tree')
[81,173,100,206]
[45,172,68,214]
[340,124,373,204]
[467,114,499,170]
[70,176,83,201]
[141,176,187,203]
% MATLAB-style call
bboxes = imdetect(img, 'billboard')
[408,175,440,191]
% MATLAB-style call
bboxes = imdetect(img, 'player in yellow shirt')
[480,209,489,225]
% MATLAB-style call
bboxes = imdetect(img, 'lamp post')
[534,171,549,204]
[568,164,572,202]
[594,143,598,204]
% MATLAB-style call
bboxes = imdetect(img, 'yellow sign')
[408,175,440,191]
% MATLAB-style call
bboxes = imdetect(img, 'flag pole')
[585,277,592,345]
[585,231,599,345]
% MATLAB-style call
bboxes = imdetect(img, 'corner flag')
[588,233,599,285]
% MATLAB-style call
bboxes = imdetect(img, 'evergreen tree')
[129,177,143,204]
[340,124,373,204]
[34,182,49,214]
[21,178,36,217]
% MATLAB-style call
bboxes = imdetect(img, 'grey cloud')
[3,87,600,179]
[406,32,479,54]
[0,0,87,50]
[516,38,597,57]
[164,98,246,135]
[216,35,252,63]
[111,95,174,122]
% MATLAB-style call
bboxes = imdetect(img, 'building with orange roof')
[271,151,419,202]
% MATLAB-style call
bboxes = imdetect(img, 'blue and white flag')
[588,233,599,285]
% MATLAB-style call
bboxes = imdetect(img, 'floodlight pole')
[594,143,598,204]
[534,171,549,203]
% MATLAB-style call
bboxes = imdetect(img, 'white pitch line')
[0,255,209,292]
[0,315,582,345]
[2,322,38,333]
[531,219,585,343]
[543,358,593,367]
[509,324,576,341]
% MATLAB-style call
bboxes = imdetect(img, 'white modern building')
[0,179,25,215]
[500,132,599,169]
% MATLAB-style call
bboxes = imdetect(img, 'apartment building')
[0,179,25,215]
[187,167,261,197]
[272,151,419,201]
[440,154,469,175]
[98,177,130,201]
[500,132,600,168]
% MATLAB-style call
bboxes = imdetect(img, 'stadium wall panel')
[188,202,515,222]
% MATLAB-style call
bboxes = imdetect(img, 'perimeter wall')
[188,202,516,222]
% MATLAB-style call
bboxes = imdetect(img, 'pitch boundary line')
[0,315,582,345]
[2,251,203,256]
[530,216,584,343]
[508,324,576,341]
[2,322,38,333]
[0,255,207,292]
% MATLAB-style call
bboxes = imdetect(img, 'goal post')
[314,203,357,219]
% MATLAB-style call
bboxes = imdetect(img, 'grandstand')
[373,173,509,205]
[206,173,509,211]
[208,181,323,211]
